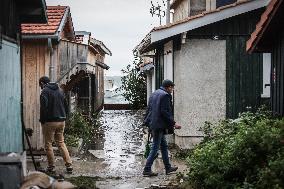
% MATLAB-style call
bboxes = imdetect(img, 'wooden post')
[88,74,92,118]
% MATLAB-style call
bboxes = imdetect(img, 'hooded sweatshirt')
[40,83,68,124]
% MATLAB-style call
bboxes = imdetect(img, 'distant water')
[104,76,129,104]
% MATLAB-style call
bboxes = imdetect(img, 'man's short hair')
[39,76,50,84]
[162,79,175,88]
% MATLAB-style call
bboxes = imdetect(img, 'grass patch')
[67,176,98,189]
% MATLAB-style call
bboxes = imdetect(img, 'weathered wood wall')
[0,39,22,153]
[22,40,50,150]
[22,39,106,149]
[57,40,88,78]
[57,40,105,113]
[95,54,105,110]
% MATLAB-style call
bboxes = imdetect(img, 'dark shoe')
[154,153,159,160]
[65,163,73,174]
[46,166,56,175]
[143,170,158,177]
[166,166,178,175]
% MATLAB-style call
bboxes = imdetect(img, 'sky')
[46,0,167,76]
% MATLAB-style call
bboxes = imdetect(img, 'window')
[262,53,271,98]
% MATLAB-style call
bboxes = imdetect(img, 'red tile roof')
[246,0,283,53]
[21,6,68,35]
[153,0,252,31]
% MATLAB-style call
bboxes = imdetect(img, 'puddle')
[87,110,145,177]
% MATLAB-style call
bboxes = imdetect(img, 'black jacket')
[40,83,68,124]
[144,87,175,133]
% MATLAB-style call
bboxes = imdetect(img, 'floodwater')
[27,110,187,188]
[88,110,145,177]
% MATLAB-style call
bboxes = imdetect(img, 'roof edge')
[246,0,283,53]
[151,0,269,43]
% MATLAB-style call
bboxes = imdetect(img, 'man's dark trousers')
[144,129,171,171]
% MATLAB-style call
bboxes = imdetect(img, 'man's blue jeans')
[144,129,171,171]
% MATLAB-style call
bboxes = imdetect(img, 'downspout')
[48,38,55,82]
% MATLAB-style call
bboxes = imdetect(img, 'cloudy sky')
[46,0,166,76]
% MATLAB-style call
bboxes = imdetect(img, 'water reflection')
[88,110,145,176]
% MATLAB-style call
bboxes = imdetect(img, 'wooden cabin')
[247,0,284,116]
[21,6,75,150]
[0,0,47,153]
[21,8,111,150]
[57,35,111,117]
[137,0,270,149]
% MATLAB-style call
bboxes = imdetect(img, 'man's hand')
[174,124,182,129]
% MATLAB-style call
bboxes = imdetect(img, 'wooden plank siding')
[0,39,22,153]
[57,40,89,79]
[271,30,284,116]
[186,8,265,118]
[22,40,49,149]
[226,36,263,118]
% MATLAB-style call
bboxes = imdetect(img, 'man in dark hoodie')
[39,76,72,174]
[143,79,181,177]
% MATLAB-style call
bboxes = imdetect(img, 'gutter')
[21,34,59,40]
[48,38,55,82]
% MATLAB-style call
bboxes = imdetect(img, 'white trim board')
[151,0,269,43]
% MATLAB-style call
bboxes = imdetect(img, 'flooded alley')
[88,110,146,178]
[27,110,187,189]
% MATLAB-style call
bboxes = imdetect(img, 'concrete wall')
[173,39,226,149]
[173,0,189,22]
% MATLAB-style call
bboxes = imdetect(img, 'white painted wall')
[164,41,173,81]
[147,73,153,104]
[174,39,226,149]
[152,68,156,92]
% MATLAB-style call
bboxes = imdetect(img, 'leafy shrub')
[65,111,95,148]
[121,51,147,109]
[186,108,284,189]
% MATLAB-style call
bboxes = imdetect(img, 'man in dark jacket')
[39,76,72,174]
[143,79,181,177]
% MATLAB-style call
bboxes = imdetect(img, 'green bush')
[186,108,284,189]
[65,111,95,148]
[121,51,147,109]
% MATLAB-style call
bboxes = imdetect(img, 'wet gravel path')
[27,110,187,189]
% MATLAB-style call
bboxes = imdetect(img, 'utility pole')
[166,0,170,24]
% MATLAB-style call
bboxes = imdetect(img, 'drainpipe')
[48,38,55,82]
[166,0,171,24]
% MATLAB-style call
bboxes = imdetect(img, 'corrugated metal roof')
[21,6,68,35]
[246,0,283,53]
